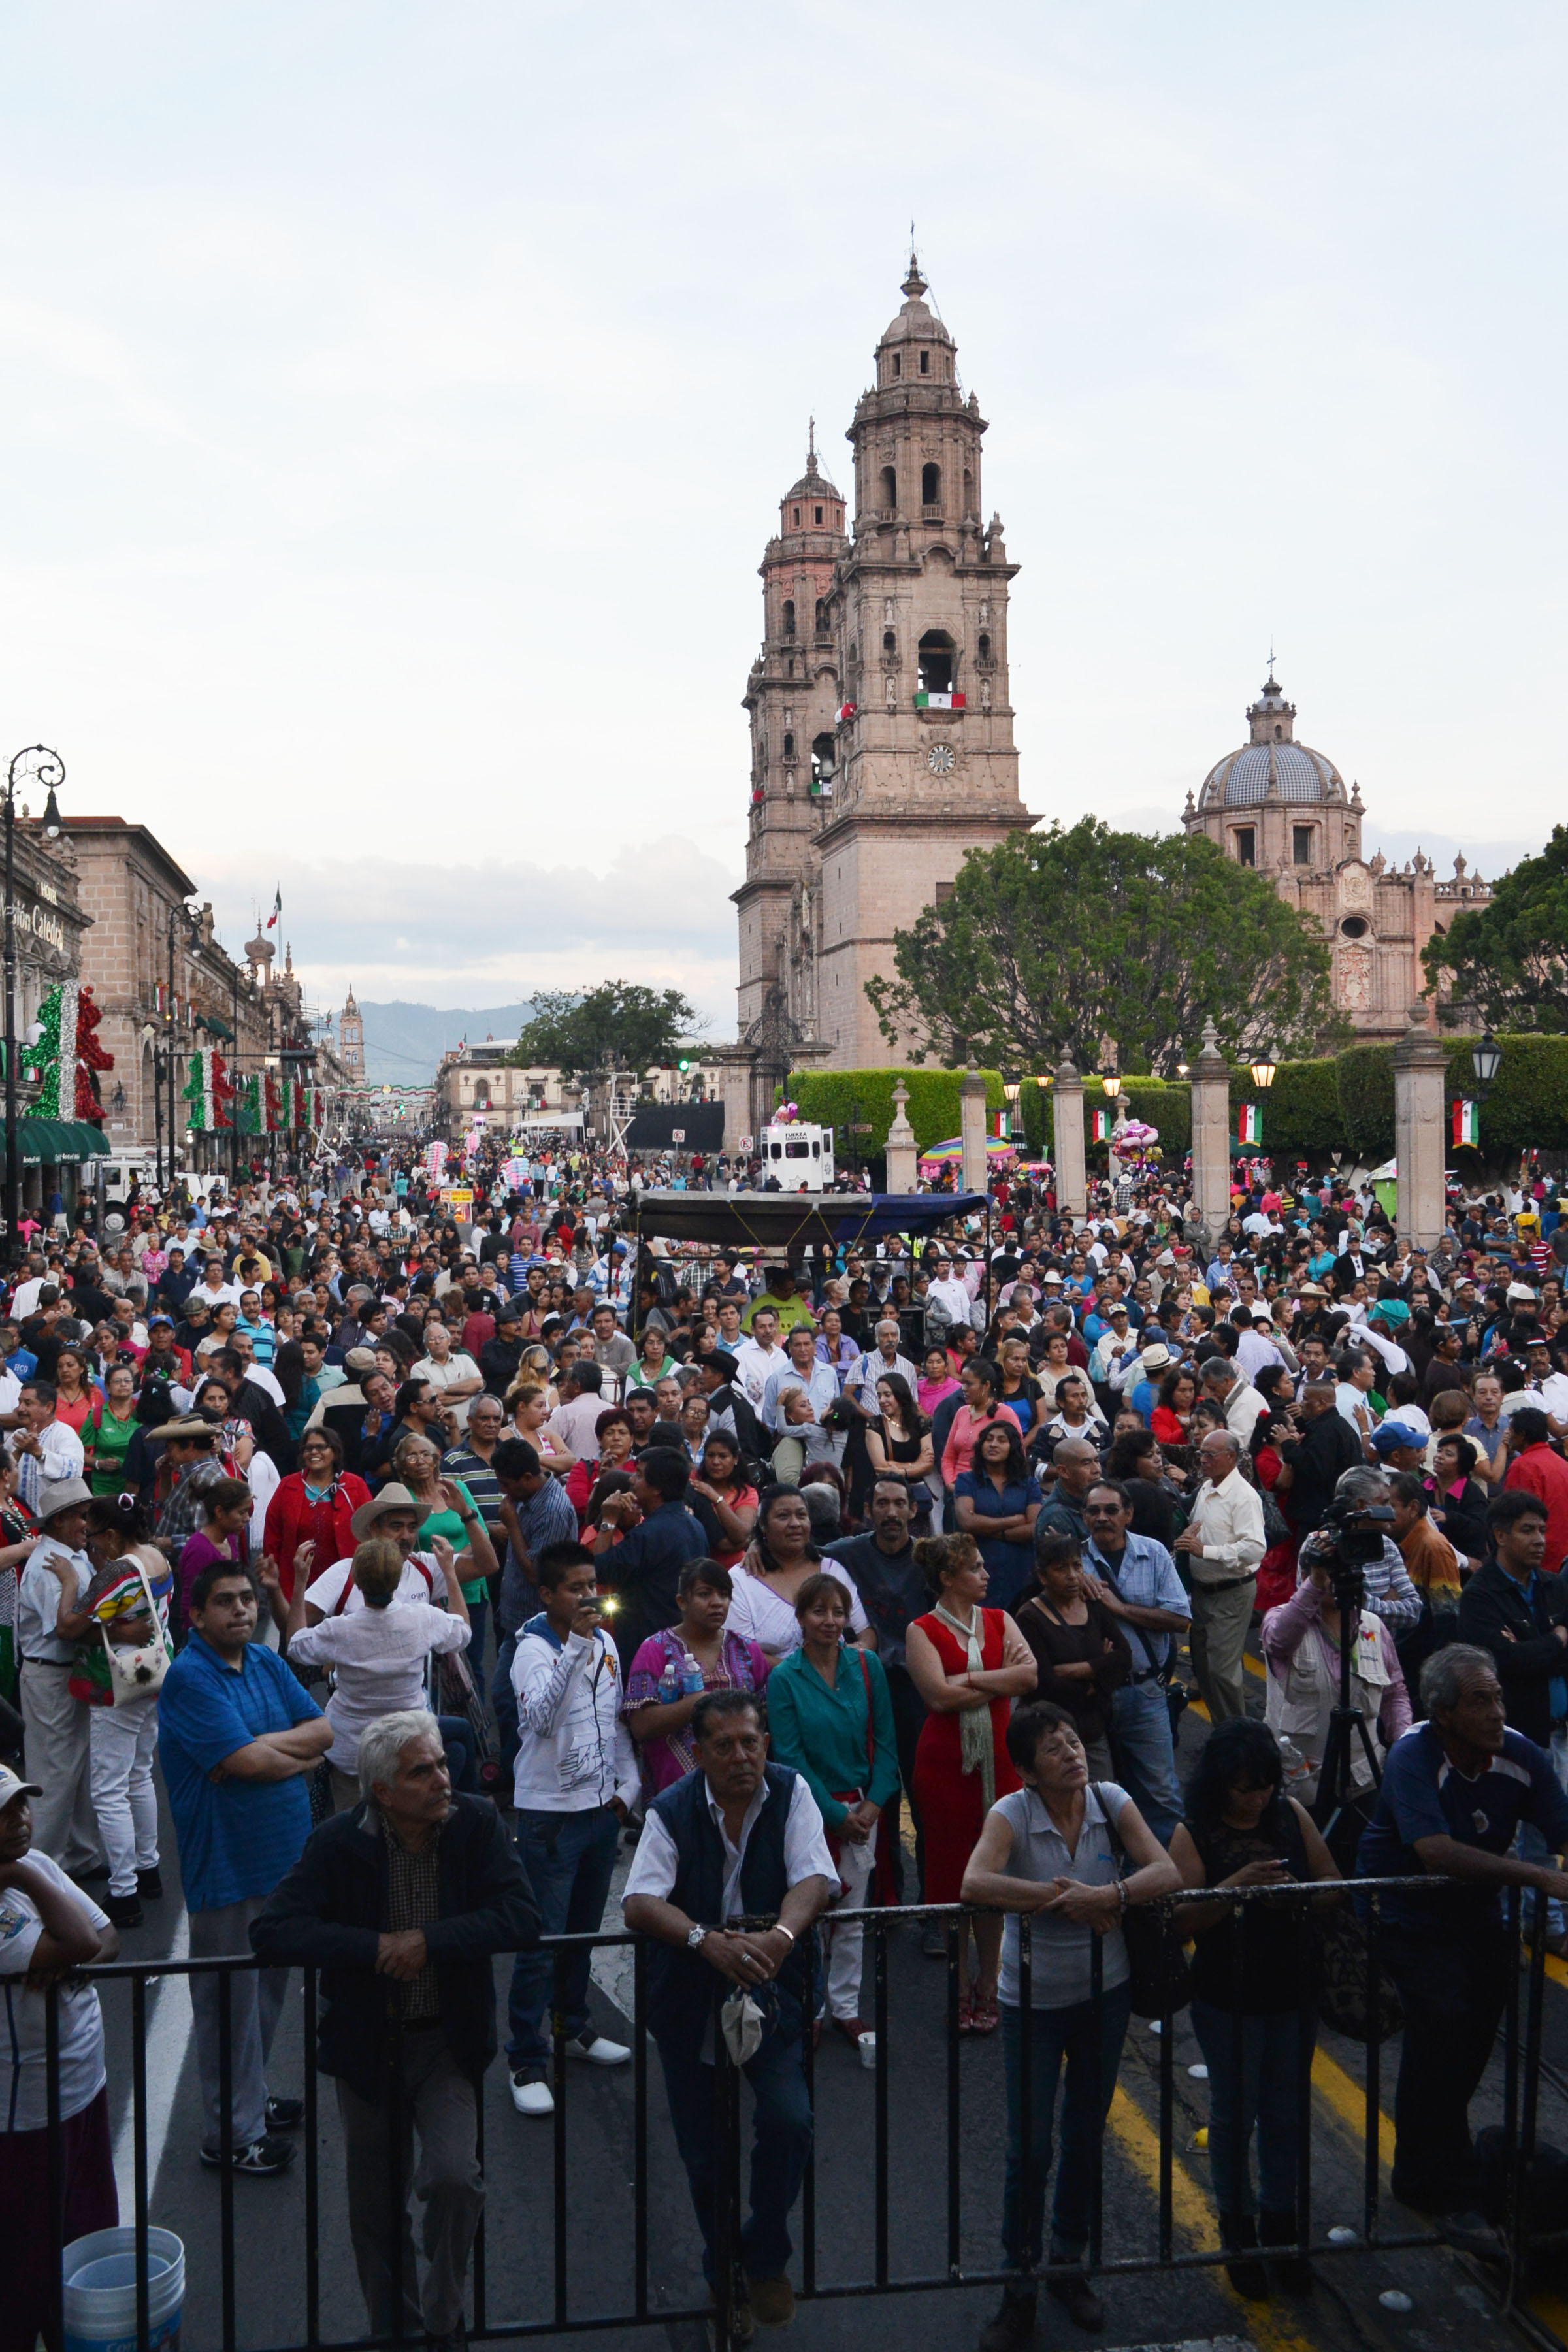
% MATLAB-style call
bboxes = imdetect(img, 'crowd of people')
[3,1137,1568,2351]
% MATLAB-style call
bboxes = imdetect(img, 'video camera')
[1315,1494,1396,1609]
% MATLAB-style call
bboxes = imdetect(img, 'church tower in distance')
[734,254,1032,1070]
[338,985,365,1081]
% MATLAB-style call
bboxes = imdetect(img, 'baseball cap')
[1370,1420,1426,1456]
[1507,1282,1539,1303]
[344,1345,379,1373]
[0,1763,43,1811]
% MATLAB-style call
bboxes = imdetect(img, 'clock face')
[928,744,955,776]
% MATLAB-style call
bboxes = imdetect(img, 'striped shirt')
[380,1813,442,2021]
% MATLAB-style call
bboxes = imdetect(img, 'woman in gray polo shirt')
[964,1700,1178,2347]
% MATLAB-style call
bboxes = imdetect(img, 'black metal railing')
[41,1879,1567,2352]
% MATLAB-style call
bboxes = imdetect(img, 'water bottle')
[681,1658,707,1697]
[659,1660,680,1702]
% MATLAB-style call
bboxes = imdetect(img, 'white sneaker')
[510,2071,555,2117]
[563,2034,630,2067]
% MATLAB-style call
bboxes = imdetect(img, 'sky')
[1,2,1563,1043]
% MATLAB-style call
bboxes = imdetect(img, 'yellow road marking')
[1107,2085,1321,2352]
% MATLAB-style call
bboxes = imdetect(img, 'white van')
[759,1122,838,1191]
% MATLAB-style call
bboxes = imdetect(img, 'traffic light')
[677,1056,692,1074]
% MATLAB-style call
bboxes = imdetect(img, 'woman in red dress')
[906,1531,1037,2034]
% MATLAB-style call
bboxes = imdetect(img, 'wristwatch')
[686,1923,710,1952]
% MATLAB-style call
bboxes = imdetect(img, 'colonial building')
[1182,672,1494,1040]
[734,255,1032,1082]
[65,818,274,1156]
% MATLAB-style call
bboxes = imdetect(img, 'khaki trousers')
[1189,1578,1256,1723]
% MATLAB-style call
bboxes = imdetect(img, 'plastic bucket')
[63,2225,184,2352]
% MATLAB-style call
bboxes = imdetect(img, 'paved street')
[91,1652,1568,2352]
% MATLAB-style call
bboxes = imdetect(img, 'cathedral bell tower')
[814,254,1030,1064]
[733,427,849,1039]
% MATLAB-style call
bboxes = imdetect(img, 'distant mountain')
[353,1000,534,1085]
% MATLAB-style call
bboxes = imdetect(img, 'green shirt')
[741,1290,817,1337]
[417,1478,487,1603]
[764,1641,901,1829]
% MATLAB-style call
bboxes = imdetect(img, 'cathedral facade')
[728,266,1496,1109]
[1183,672,1494,1042]
[733,259,1032,1072]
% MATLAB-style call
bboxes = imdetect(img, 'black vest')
[645,1762,808,2056]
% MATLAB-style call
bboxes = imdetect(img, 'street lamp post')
[163,898,202,1198]
[4,747,64,1267]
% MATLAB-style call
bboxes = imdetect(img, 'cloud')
[183,832,743,1033]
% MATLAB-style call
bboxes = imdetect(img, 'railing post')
[304,1968,321,2347]
[1364,1893,1382,2245]
[1019,1910,1035,2281]
[131,1970,150,2352]
[552,1948,568,2329]
[873,1916,889,2287]
[1158,1901,1174,2265]
[633,1934,649,2321]
[218,1965,237,2352]
[946,1911,962,2281]
[46,1979,64,2352]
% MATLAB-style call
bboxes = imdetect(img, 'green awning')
[195,1013,235,1040]
[12,1119,111,1164]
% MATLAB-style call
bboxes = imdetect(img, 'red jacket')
[1505,1445,1568,1576]
[263,1471,372,1599]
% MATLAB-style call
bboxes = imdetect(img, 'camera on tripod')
[1315,1495,1396,1609]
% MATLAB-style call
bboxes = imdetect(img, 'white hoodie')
[510,1612,640,1816]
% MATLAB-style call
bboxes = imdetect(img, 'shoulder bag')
[1096,1781,1192,2018]
[100,1548,170,1703]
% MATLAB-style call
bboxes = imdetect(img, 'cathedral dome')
[785,460,843,504]
[1196,672,1347,811]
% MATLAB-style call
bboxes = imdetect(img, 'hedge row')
[787,1068,1007,1157]
[793,1037,1568,1168]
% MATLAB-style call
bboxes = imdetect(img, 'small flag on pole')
[1453,1098,1479,1147]
[1092,1107,1111,1141]
[990,1109,1011,1139]
[1239,1103,1262,1145]
[266,885,282,930]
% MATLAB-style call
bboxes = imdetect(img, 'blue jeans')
[506,1805,620,2075]
[1188,2001,1311,2218]
[659,2025,813,2285]
[464,1592,489,1692]
[1109,1678,1183,1844]
[1000,1985,1131,2272]
[435,1714,479,1795]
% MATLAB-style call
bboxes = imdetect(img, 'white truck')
[757,1121,838,1190]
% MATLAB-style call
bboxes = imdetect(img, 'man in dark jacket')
[252,1710,538,2352]
[623,1690,833,2334]
[1456,1488,1568,1948]
[1277,1379,1362,1534]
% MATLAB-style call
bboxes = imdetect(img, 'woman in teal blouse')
[767,1573,901,2048]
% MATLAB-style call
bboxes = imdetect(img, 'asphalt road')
[86,1644,1568,2352]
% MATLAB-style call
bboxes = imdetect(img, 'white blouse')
[724,1559,869,1656]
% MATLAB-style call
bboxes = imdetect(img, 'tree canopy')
[1422,825,1568,1033]
[506,982,700,1077]
[864,818,1342,1077]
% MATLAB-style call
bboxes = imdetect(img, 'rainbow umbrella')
[917,1135,1020,1168]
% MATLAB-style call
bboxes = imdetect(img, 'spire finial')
[807,414,816,470]
[1266,640,1277,688]
[902,223,926,301]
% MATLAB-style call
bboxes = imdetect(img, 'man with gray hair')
[1296,1466,1422,1627]
[1174,1428,1266,1721]
[842,1318,919,1420]
[253,1710,538,2352]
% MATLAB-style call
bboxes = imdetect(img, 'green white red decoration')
[29,982,113,1121]
[1239,1103,1262,1145]
[914,690,965,710]
[263,1071,283,1132]
[1453,1099,1479,1147]
[990,1109,1012,1139]
[236,1075,264,1134]
[1091,1107,1111,1141]
[181,1049,235,1131]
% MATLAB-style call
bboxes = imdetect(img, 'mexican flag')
[1239,1103,1262,1145]
[914,690,966,710]
[1091,1107,1111,1141]
[182,1049,235,1131]
[990,1109,1011,1139]
[31,983,114,1121]
[1453,1098,1480,1147]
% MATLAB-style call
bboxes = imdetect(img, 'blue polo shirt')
[1358,1722,1568,1929]
[157,1634,323,1912]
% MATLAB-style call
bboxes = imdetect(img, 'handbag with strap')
[825,1648,896,1904]
[1095,1782,1192,2018]
[99,1550,170,1704]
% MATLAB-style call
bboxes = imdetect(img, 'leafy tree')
[864,819,1342,1077]
[506,983,700,1078]
[1422,825,1568,1032]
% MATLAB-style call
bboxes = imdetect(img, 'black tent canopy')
[627,1189,988,1253]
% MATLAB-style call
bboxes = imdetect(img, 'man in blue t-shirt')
[159,1561,331,2176]
[1358,1642,1568,2225]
